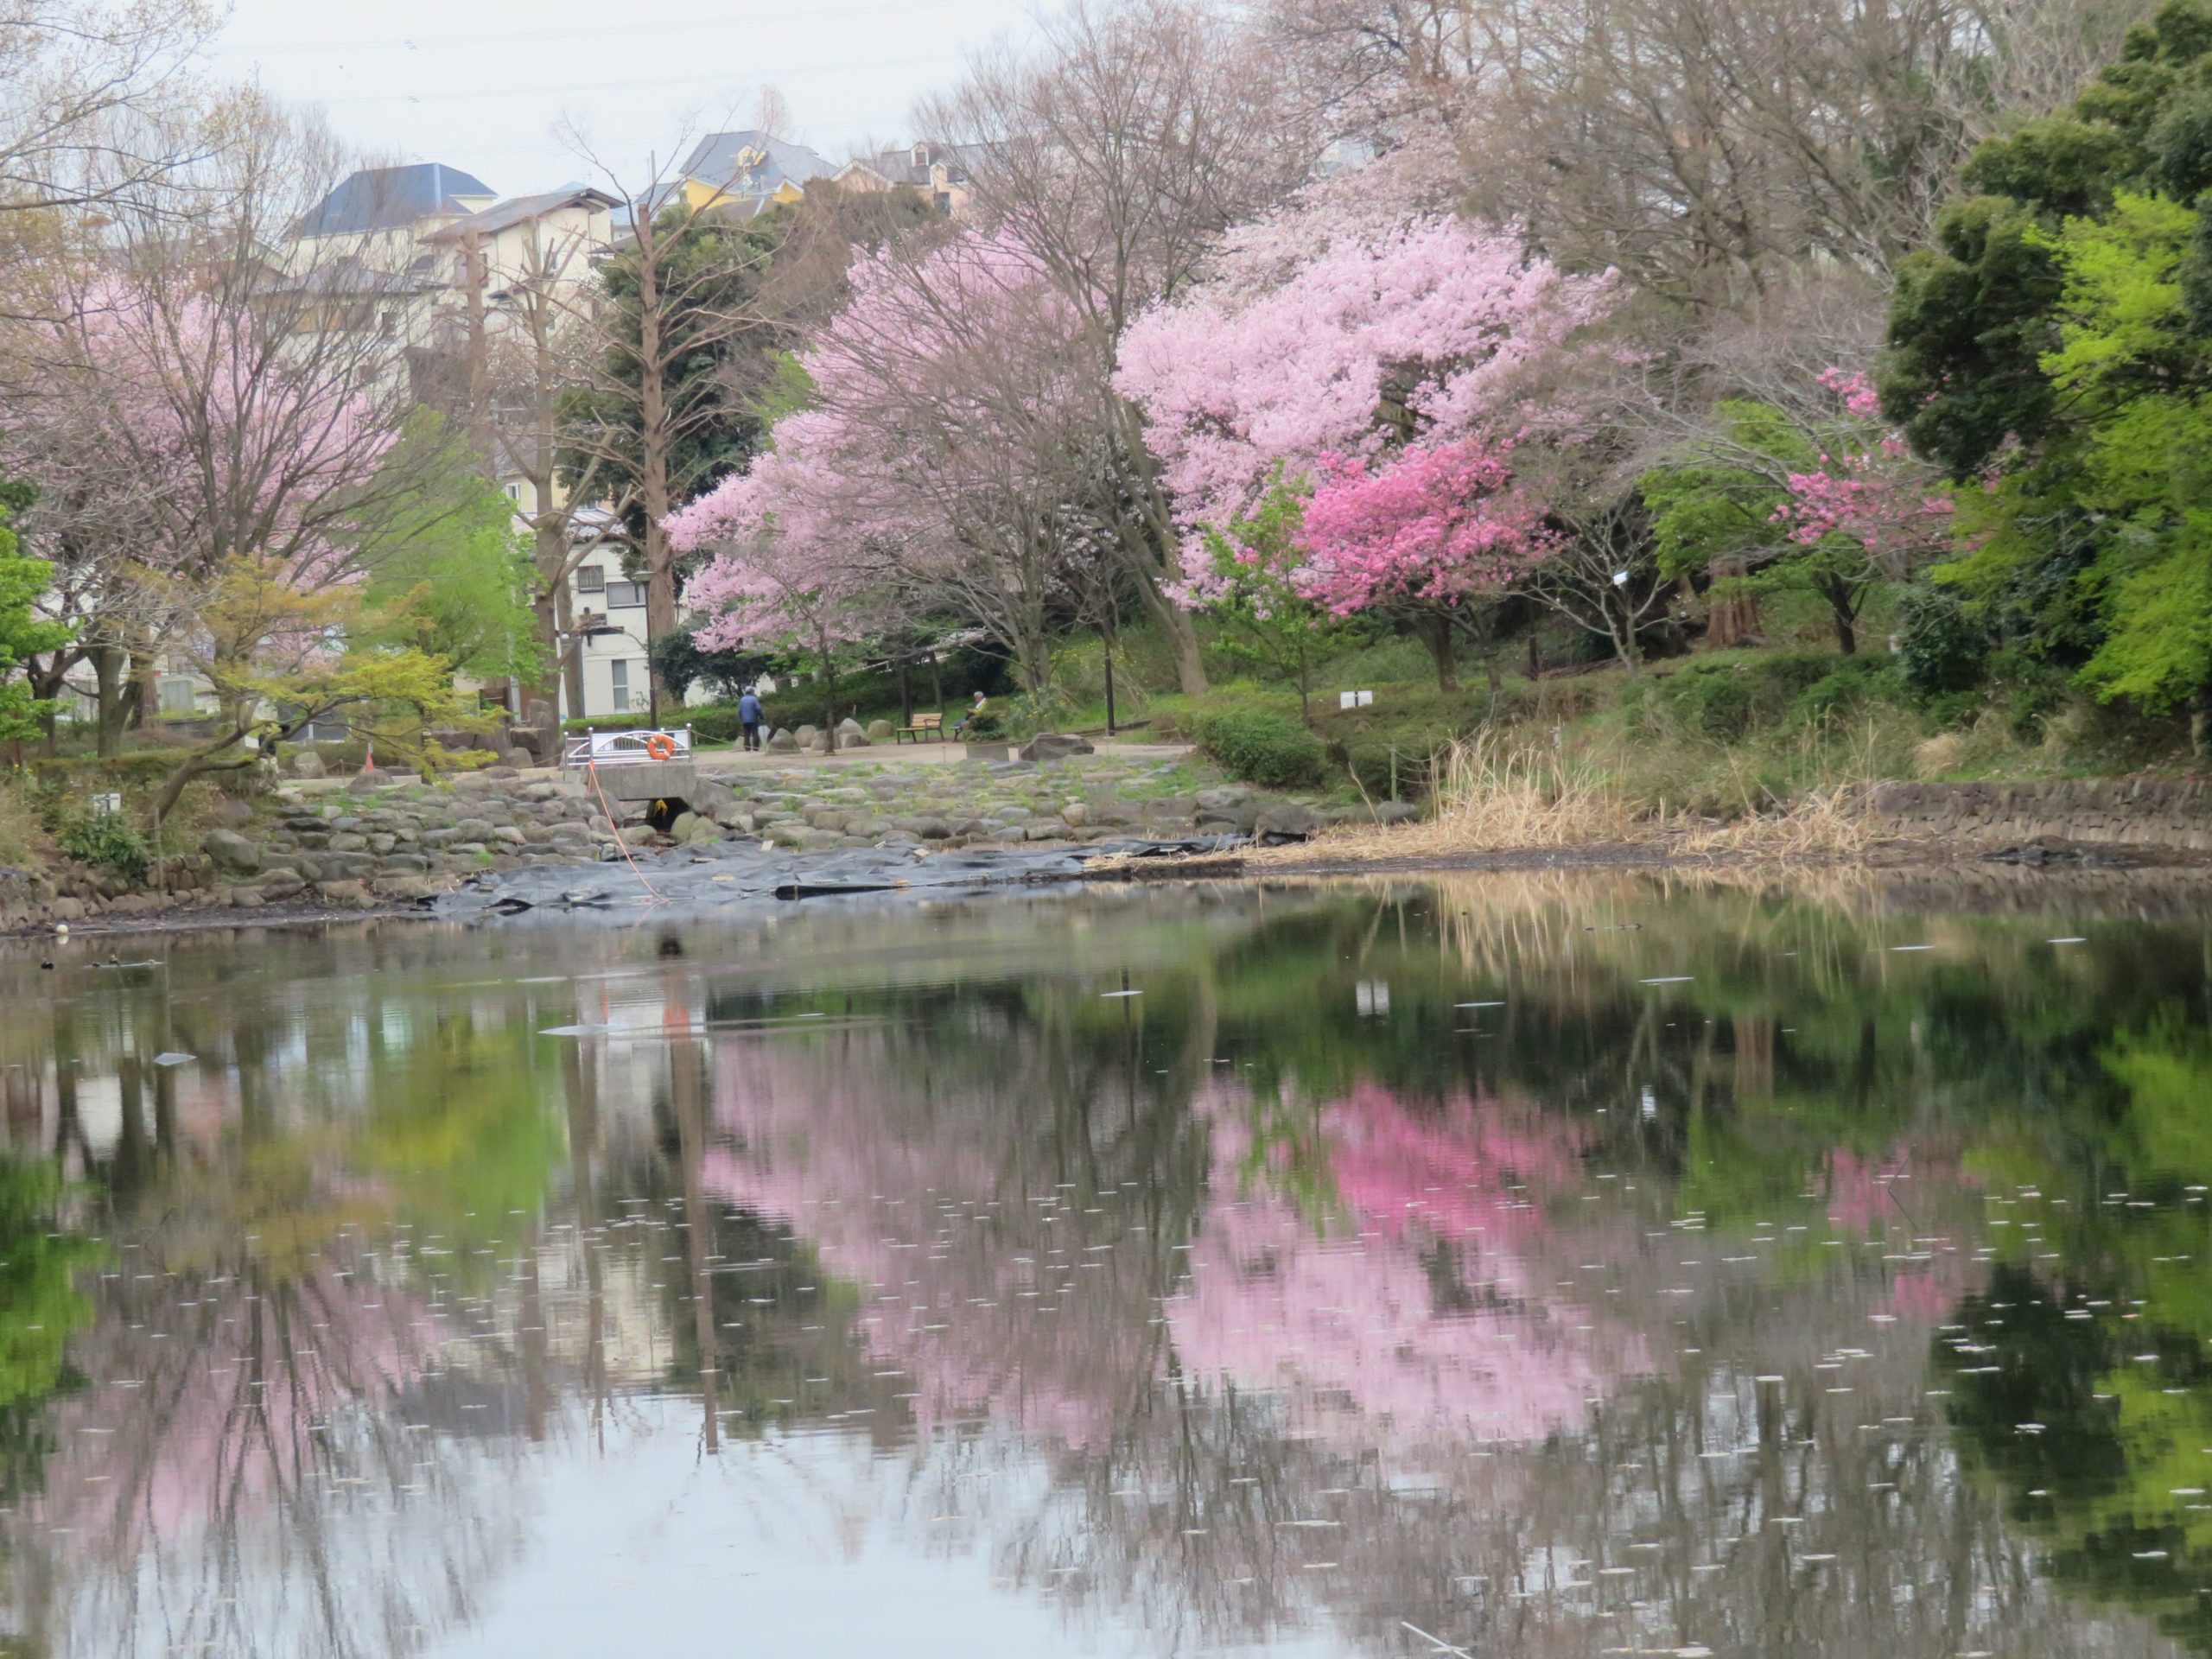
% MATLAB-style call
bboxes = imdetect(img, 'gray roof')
[422,186,620,243]
[676,130,836,199]
[296,162,497,237]
[862,141,976,188]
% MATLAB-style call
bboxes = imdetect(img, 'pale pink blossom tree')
[1115,213,1617,564]
[668,231,1111,702]
[664,418,898,747]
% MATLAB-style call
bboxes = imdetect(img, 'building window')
[378,308,398,339]
[610,658,630,712]
[157,677,196,715]
[605,580,645,609]
[504,482,520,502]
[575,565,604,594]
[934,192,952,215]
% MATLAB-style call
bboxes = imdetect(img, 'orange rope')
[586,760,665,904]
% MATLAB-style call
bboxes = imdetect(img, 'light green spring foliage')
[2038,194,2212,713]
[0,481,70,745]
[1198,475,1365,715]
[359,417,543,683]
[1639,401,1808,581]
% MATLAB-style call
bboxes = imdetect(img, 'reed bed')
[1244,728,1931,869]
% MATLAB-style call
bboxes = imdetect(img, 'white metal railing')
[560,726,695,769]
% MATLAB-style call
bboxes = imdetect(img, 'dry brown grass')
[1273,730,1659,865]
[1676,785,1885,860]
[0,779,49,870]
[1239,726,1943,870]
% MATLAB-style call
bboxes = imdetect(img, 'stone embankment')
[1861,779,2212,855]
[2,749,1383,933]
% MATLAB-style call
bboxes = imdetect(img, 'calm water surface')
[3,874,2211,1658]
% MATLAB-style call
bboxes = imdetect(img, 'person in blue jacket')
[738,686,764,751]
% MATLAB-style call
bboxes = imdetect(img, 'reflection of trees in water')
[0,884,2209,1656]
[0,981,565,1659]
[690,982,2162,1658]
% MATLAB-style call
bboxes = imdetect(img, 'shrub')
[688,704,746,744]
[1645,654,1865,740]
[1897,587,1987,698]
[0,779,42,868]
[54,805,149,882]
[1792,658,1905,727]
[1309,683,1489,798]
[1191,704,1328,788]
[26,750,185,793]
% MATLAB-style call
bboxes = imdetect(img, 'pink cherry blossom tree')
[1116,212,1617,566]
[1770,367,1955,578]
[669,231,1112,702]
[664,416,898,747]
[1299,437,1553,690]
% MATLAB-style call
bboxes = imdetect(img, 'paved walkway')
[689,740,1194,776]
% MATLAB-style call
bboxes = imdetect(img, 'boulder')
[1196,785,1249,814]
[257,868,308,900]
[372,875,438,901]
[289,751,327,779]
[866,719,895,743]
[795,724,819,748]
[316,879,375,910]
[500,747,535,769]
[1254,801,1323,839]
[228,886,266,908]
[766,729,799,753]
[1059,802,1090,829]
[201,829,262,874]
[345,769,389,795]
[1020,733,1095,763]
[1373,801,1422,826]
[668,810,701,842]
[213,798,255,830]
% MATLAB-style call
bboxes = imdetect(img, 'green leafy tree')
[0,480,70,747]
[1196,479,1363,721]
[648,625,767,702]
[1884,0,2212,735]
[1641,395,1934,655]
[360,421,543,683]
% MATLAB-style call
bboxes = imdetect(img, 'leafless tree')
[555,121,777,696]
[0,0,219,226]
[1268,0,2157,303]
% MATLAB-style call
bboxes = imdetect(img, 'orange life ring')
[644,732,677,760]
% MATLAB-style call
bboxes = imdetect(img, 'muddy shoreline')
[10,829,2212,944]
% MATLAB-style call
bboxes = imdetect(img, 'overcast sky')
[199,0,1043,196]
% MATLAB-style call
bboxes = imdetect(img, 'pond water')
[3,873,2212,1658]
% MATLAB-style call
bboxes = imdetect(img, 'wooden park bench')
[896,711,946,744]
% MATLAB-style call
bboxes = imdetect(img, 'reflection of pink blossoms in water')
[703,1039,1140,1452]
[1823,1143,1982,1322]
[1167,1087,1645,1451]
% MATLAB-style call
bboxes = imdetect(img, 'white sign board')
[1338,690,1376,709]
[91,792,121,817]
